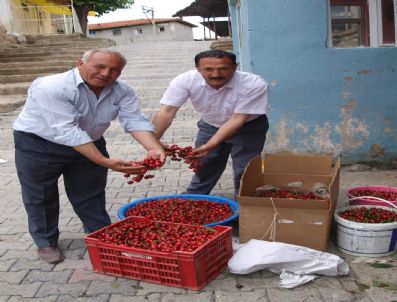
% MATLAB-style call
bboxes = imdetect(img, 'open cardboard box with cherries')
[237,153,340,251]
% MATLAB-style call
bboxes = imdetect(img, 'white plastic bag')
[228,239,349,288]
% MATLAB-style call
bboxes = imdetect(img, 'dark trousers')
[186,115,269,197]
[14,131,111,248]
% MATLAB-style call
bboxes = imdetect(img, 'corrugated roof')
[88,18,197,31]
[200,20,230,37]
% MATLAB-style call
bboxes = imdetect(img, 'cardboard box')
[238,153,340,251]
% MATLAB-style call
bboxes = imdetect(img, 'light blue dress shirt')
[13,68,154,147]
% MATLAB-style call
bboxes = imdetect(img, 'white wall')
[0,0,12,33]
[89,22,194,44]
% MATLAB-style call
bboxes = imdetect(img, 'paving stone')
[2,246,36,258]
[364,286,397,302]
[215,289,269,302]
[52,259,91,271]
[0,270,28,283]
[86,279,138,296]
[23,270,72,283]
[0,282,41,298]
[135,281,188,295]
[10,258,57,272]
[0,259,16,271]
[162,291,214,302]
[109,293,161,302]
[35,282,89,298]
[0,296,10,302]
[192,272,240,293]
[57,294,110,302]
[0,240,32,251]
[267,287,323,302]
[69,268,116,283]
[312,277,355,301]
[235,271,280,290]
[6,296,57,302]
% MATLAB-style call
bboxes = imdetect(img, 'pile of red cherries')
[125,144,203,185]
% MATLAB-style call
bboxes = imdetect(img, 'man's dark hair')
[194,50,237,66]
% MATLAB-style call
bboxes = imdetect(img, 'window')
[330,0,369,47]
[135,28,143,35]
[112,29,121,36]
[329,0,396,47]
[157,26,165,32]
[381,0,395,44]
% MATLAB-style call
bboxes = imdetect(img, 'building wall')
[0,0,12,33]
[89,22,194,44]
[1,0,61,34]
[228,0,397,164]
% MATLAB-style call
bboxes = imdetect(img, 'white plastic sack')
[228,239,349,288]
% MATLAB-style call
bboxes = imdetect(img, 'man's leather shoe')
[37,246,64,263]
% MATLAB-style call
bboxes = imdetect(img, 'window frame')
[328,0,397,48]
[329,0,369,47]
[112,29,122,36]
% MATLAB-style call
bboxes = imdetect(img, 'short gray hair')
[81,48,127,67]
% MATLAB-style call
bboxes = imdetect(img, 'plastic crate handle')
[121,251,153,260]
[342,196,397,210]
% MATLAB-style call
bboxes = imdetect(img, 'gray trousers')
[186,115,269,197]
[14,131,111,248]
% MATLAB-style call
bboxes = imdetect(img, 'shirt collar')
[73,68,85,87]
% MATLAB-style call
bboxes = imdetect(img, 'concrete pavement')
[0,40,396,301]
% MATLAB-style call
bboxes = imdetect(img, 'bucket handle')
[344,196,397,210]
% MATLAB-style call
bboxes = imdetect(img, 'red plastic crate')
[84,216,233,290]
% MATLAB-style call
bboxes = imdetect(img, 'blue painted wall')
[228,0,397,164]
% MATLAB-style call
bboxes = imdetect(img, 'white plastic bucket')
[334,197,397,257]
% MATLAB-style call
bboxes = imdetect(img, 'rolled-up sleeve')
[160,73,190,108]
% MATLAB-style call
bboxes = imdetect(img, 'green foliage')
[73,0,134,17]
[369,263,394,269]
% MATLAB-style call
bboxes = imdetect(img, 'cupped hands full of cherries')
[125,144,204,185]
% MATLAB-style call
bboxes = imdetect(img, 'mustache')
[209,77,225,81]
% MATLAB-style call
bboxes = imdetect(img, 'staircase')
[0,34,115,112]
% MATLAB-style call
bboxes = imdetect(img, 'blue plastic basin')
[117,194,239,227]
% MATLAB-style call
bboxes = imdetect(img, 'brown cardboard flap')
[263,153,332,175]
[238,196,330,210]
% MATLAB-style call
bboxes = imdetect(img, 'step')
[0,65,73,76]
[0,61,74,69]
[0,82,30,95]
[0,55,82,63]
[0,50,89,58]
[0,94,26,113]
[24,34,115,45]
[0,73,54,84]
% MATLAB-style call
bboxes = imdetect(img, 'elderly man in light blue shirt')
[13,48,165,264]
